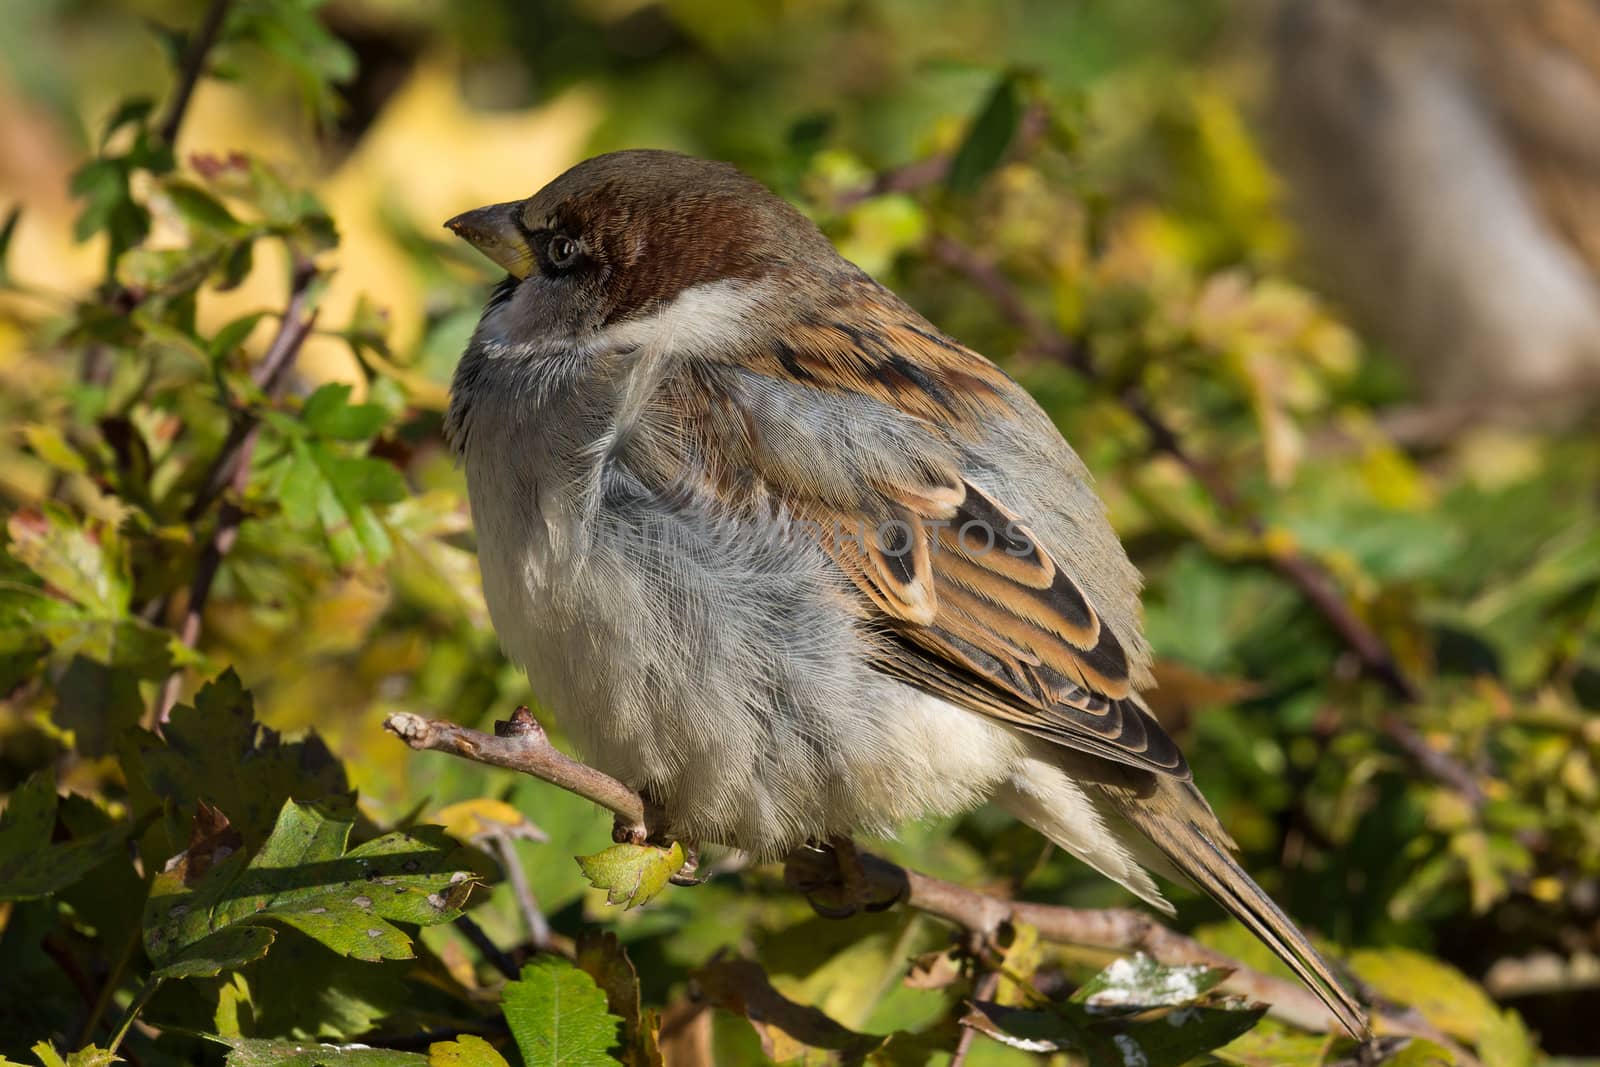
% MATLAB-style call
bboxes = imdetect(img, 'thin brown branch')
[927,233,1485,806]
[383,710,653,839]
[485,825,555,951]
[158,0,232,147]
[866,854,1337,1031]
[151,260,319,726]
[950,967,1000,1067]
[452,915,519,981]
[186,258,320,522]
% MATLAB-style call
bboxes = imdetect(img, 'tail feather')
[1107,780,1370,1039]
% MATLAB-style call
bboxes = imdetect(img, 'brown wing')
[700,281,1190,779]
[826,476,1190,779]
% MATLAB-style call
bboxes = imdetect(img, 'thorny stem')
[926,234,1485,808]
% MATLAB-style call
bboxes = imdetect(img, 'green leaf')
[143,799,478,970]
[426,1036,509,1067]
[301,383,391,441]
[166,181,243,235]
[1380,1039,1460,1066]
[575,842,685,909]
[119,245,222,295]
[218,239,255,290]
[69,156,148,255]
[31,1043,120,1067]
[0,769,132,901]
[152,926,278,979]
[119,668,350,857]
[945,74,1021,195]
[223,1039,425,1067]
[1069,953,1232,1014]
[98,97,154,149]
[501,958,623,1067]
[963,999,1266,1067]
[277,438,405,566]
[210,311,269,359]
[6,506,131,616]
[1215,1018,1333,1067]
[1347,948,1500,1044]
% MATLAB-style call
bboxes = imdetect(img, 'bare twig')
[158,0,233,147]
[485,825,555,951]
[383,710,653,839]
[453,915,519,981]
[950,967,1000,1067]
[150,260,319,726]
[926,234,1485,807]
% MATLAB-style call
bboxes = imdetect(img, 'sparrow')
[444,149,1366,1036]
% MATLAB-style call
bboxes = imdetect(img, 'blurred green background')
[2,1,1598,1064]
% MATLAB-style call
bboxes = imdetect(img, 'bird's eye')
[546,234,580,271]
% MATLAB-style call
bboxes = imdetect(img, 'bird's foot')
[785,836,904,918]
[669,842,705,886]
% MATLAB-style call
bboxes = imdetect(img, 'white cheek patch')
[599,278,775,358]
[595,279,775,456]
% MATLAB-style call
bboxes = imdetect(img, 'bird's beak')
[444,201,534,279]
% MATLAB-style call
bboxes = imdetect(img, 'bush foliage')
[1,1,1596,1065]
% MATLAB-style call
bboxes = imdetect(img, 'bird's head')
[444,149,839,359]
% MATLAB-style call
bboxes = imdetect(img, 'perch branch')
[384,711,1419,1041]
[926,235,1485,807]
[384,709,652,839]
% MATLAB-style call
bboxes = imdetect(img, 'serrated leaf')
[963,998,1266,1067]
[1380,1039,1459,1066]
[144,799,477,971]
[223,1039,426,1067]
[0,769,133,901]
[301,383,390,441]
[278,438,405,566]
[6,506,130,616]
[31,1043,120,1067]
[946,74,1021,195]
[502,958,623,1067]
[1347,948,1499,1043]
[119,245,222,294]
[1215,1018,1331,1067]
[166,181,243,235]
[120,668,350,857]
[1071,953,1232,1015]
[211,311,269,359]
[575,842,685,909]
[574,931,646,1063]
[152,925,277,979]
[426,1035,509,1067]
[21,424,88,475]
[98,97,153,149]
